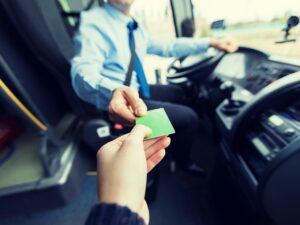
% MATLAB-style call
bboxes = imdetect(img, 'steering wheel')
[167,48,226,83]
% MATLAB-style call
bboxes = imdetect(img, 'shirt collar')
[104,3,133,26]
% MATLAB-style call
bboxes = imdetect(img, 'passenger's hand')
[210,38,238,53]
[108,87,147,125]
[97,125,171,224]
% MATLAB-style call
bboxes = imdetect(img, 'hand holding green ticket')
[135,108,175,139]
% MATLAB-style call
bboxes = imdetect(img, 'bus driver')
[71,0,238,175]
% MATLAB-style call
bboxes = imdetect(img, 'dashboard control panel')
[243,63,297,94]
[236,100,300,178]
[213,48,300,95]
[248,113,299,161]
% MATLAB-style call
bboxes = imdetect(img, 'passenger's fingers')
[97,133,129,156]
[124,88,147,117]
[113,133,129,142]
[139,200,150,225]
[127,125,152,141]
[97,138,123,159]
[121,125,152,151]
[147,149,166,173]
[145,137,170,159]
[143,136,165,149]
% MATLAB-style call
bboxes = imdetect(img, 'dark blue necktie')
[127,21,151,98]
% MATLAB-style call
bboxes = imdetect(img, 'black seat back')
[0,0,88,115]
[0,8,69,128]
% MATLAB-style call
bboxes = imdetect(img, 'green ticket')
[135,108,175,139]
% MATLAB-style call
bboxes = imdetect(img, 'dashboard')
[166,45,300,225]
[214,47,300,225]
[213,47,300,94]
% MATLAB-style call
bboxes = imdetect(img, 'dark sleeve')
[85,203,146,225]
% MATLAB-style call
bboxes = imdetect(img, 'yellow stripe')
[86,171,97,176]
[57,0,76,26]
[0,79,48,131]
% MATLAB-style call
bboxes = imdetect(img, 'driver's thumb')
[124,88,148,116]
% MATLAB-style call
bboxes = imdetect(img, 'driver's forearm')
[147,37,210,58]
[209,38,221,48]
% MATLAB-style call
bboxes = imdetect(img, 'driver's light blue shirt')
[71,3,210,110]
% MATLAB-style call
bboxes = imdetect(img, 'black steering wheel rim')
[167,48,226,82]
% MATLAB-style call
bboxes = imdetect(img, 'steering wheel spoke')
[167,48,226,83]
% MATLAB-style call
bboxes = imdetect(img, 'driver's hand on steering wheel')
[209,38,238,53]
[108,87,147,126]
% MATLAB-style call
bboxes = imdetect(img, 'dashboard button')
[284,128,296,137]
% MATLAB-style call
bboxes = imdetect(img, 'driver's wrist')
[209,38,219,48]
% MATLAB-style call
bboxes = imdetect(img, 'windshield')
[193,0,300,59]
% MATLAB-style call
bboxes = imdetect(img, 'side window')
[131,0,176,84]
[58,0,98,27]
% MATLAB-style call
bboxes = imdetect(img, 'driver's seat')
[0,0,115,150]
[0,0,97,116]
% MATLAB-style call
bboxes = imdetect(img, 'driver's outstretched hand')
[108,87,147,126]
[210,38,238,53]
